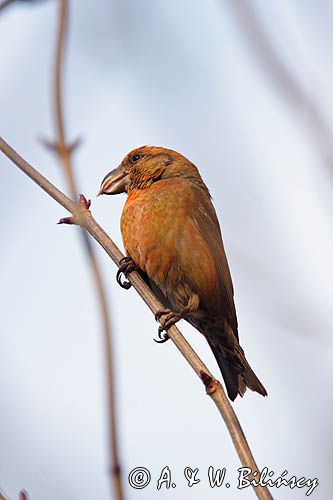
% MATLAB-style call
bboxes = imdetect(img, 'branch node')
[38,136,59,154]
[68,136,82,154]
[200,371,219,395]
[39,136,81,157]
[111,464,122,477]
[57,216,76,225]
[79,193,91,210]
[58,195,91,225]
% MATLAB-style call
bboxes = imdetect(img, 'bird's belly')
[121,186,217,312]
[121,191,179,291]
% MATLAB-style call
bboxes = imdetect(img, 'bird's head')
[98,146,205,195]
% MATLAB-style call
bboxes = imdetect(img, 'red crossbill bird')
[99,146,267,401]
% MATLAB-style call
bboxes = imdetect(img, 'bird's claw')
[153,309,184,343]
[116,256,137,289]
[153,329,170,343]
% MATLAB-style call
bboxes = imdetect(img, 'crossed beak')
[97,165,130,196]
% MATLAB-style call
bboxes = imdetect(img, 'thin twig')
[0,136,273,500]
[42,1,124,499]
[229,0,333,171]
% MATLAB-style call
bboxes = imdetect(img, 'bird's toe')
[116,256,138,289]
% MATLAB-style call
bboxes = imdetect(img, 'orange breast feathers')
[120,178,217,304]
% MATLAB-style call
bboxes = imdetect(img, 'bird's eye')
[131,154,141,162]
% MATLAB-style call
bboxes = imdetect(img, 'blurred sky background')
[1,0,332,499]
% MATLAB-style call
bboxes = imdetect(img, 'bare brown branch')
[0,136,273,500]
[41,1,124,499]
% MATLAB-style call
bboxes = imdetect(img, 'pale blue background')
[0,1,332,499]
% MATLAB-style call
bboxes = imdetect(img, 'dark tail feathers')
[208,339,267,401]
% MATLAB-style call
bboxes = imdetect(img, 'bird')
[98,146,267,401]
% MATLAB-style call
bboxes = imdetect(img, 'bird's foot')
[154,308,188,343]
[116,256,137,289]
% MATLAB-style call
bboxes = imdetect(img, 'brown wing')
[191,184,238,337]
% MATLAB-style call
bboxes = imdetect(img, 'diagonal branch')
[41,1,124,499]
[0,136,273,500]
